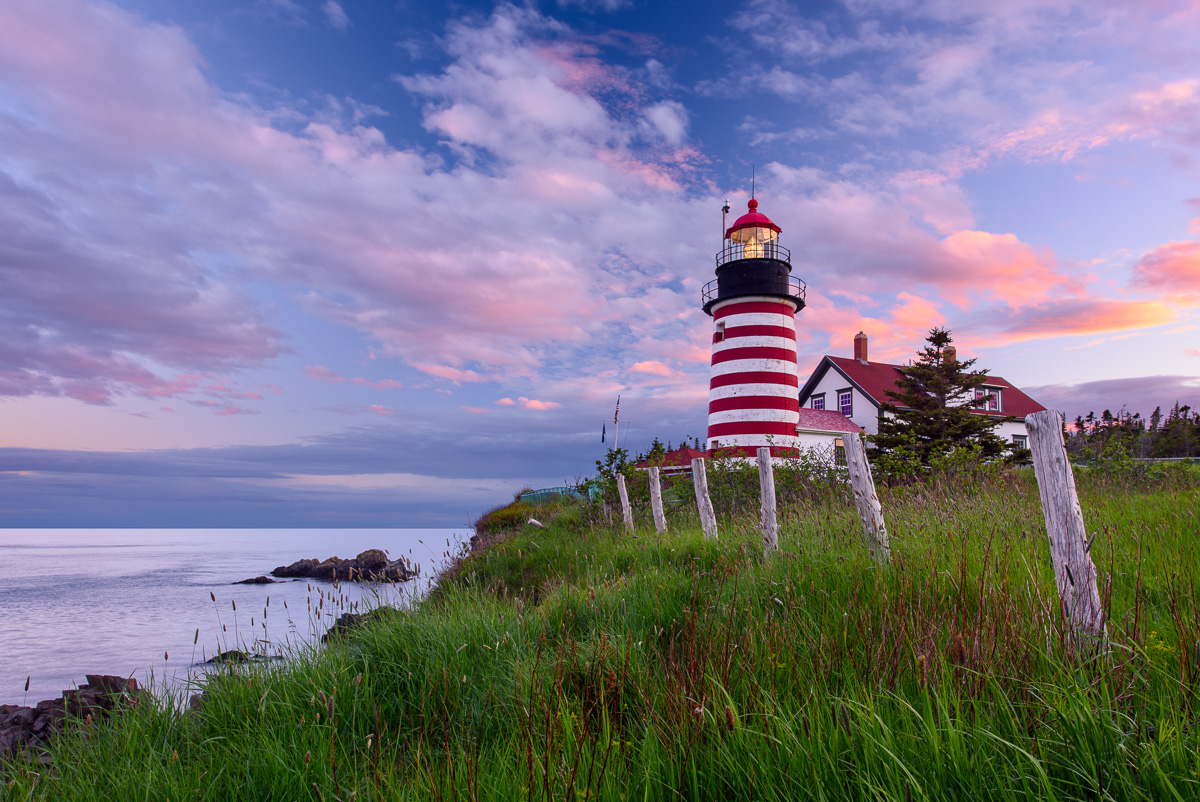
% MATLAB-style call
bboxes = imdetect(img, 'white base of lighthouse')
[706,296,800,458]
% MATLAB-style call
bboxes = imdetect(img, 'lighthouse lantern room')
[702,198,806,458]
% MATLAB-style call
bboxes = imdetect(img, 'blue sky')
[1,0,1198,526]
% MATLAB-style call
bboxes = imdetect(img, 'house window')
[975,387,1002,411]
[811,393,825,410]
[834,437,846,467]
[1012,434,1027,449]
[838,390,853,417]
[714,321,725,342]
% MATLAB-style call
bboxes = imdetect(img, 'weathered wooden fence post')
[757,448,779,553]
[1027,409,1106,649]
[691,457,718,540]
[648,466,668,534]
[843,433,892,563]
[615,474,634,533]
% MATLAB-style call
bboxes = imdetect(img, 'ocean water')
[0,528,467,706]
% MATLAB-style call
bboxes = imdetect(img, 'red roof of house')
[796,407,863,433]
[817,356,1046,419]
[634,446,706,470]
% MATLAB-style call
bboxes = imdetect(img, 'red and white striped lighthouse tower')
[702,198,806,458]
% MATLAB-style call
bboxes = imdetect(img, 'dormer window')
[975,387,1002,412]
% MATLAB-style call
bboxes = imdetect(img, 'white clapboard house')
[797,333,1045,450]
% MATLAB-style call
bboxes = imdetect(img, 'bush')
[473,500,533,534]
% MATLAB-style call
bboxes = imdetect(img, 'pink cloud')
[495,395,560,410]
[938,230,1068,309]
[461,406,488,413]
[518,396,561,410]
[304,365,346,383]
[214,405,259,417]
[351,377,403,390]
[1187,349,1200,358]
[411,363,486,384]
[1132,241,1200,303]
[980,299,1177,345]
[631,360,676,377]
[367,404,395,416]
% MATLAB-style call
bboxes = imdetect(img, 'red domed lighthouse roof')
[724,198,782,240]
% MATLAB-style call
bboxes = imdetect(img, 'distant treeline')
[1068,402,1199,460]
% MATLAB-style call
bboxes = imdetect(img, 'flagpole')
[603,395,629,452]
[614,395,620,452]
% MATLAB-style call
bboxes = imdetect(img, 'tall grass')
[4,464,1197,800]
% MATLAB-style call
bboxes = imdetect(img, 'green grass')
[5,464,1198,800]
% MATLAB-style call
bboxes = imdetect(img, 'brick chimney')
[854,331,868,363]
[944,345,957,364]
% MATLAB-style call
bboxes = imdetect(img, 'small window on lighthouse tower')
[714,321,726,342]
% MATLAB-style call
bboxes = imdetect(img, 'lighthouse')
[702,198,806,458]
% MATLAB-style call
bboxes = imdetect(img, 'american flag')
[614,395,620,423]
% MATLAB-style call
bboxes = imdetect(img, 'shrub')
[473,500,533,534]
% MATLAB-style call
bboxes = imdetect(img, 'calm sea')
[0,528,467,706]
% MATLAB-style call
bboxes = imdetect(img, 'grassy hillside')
[5,463,1198,800]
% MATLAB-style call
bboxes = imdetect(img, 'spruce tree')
[871,327,1012,465]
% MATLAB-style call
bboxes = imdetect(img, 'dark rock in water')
[268,551,419,583]
[272,558,319,578]
[234,575,276,585]
[0,674,145,761]
[355,548,388,572]
[83,675,138,695]
[313,558,341,580]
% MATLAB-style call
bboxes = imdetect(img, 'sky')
[1,0,1198,527]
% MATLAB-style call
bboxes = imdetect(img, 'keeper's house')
[797,332,1046,450]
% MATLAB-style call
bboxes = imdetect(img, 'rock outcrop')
[320,607,403,643]
[1,675,144,760]
[271,549,418,583]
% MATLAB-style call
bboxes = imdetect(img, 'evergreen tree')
[871,327,1012,465]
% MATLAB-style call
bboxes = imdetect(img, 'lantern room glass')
[729,224,778,260]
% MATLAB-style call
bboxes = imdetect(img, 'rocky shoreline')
[3,547,422,763]
[0,675,143,762]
